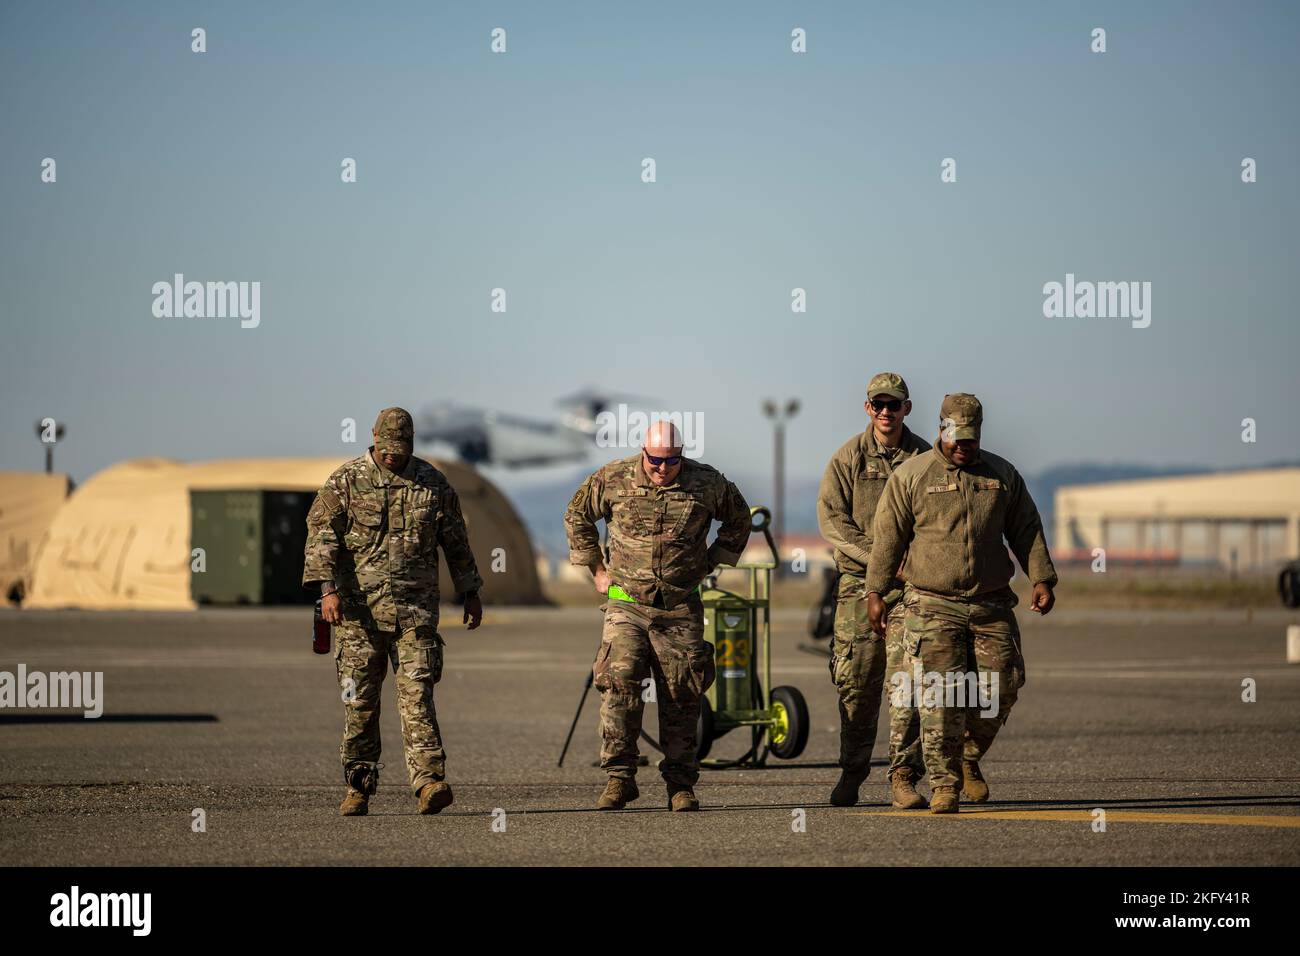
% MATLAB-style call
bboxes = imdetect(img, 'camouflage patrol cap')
[940,393,982,441]
[373,407,414,455]
[867,372,909,400]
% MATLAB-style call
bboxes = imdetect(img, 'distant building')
[1054,468,1300,570]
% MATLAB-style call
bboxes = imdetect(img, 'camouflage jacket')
[303,450,483,630]
[817,425,931,577]
[565,454,752,610]
[865,446,1058,601]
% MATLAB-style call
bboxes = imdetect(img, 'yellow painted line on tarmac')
[857,809,1300,828]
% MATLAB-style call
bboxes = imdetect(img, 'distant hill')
[496,468,589,564]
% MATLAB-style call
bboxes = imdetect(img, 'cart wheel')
[696,696,714,761]
[768,686,809,759]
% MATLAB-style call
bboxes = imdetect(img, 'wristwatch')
[321,581,338,596]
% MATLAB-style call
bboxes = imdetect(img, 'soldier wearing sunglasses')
[564,420,751,812]
[817,372,931,809]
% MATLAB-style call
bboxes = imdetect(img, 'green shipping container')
[190,490,315,605]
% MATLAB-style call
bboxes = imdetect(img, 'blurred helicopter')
[413,388,657,468]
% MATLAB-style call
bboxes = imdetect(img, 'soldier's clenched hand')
[1030,582,1055,616]
[867,591,887,635]
[463,593,483,630]
[321,592,342,624]
[592,565,611,595]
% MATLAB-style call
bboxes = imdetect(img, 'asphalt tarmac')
[2,603,1298,866]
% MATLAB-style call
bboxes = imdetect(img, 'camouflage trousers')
[898,586,1026,790]
[829,575,923,777]
[334,620,446,794]
[593,593,715,787]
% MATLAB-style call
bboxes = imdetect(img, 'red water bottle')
[312,599,331,654]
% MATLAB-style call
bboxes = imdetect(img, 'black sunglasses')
[870,398,903,412]
[643,450,682,467]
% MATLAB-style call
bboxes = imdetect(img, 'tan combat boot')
[339,789,369,816]
[929,785,959,814]
[595,777,639,810]
[829,768,870,807]
[667,784,700,812]
[961,759,990,803]
[417,781,454,815]
[888,768,929,810]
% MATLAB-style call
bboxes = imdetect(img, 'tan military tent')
[26,457,544,609]
[0,471,71,604]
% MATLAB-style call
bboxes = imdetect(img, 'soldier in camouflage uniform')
[304,407,484,817]
[565,420,752,812]
[817,372,930,809]
[866,394,1057,813]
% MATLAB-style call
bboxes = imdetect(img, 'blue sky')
[2,1,1297,488]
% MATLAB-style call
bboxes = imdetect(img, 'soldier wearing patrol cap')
[865,393,1057,813]
[817,372,931,809]
[304,407,484,817]
[564,420,752,812]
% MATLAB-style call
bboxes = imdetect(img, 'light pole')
[762,398,800,574]
[34,419,65,474]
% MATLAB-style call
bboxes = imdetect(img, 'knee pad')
[345,761,382,796]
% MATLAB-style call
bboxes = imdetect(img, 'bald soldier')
[304,407,484,817]
[565,420,752,811]
[817,372,930,809]
[866,394,1057,813]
